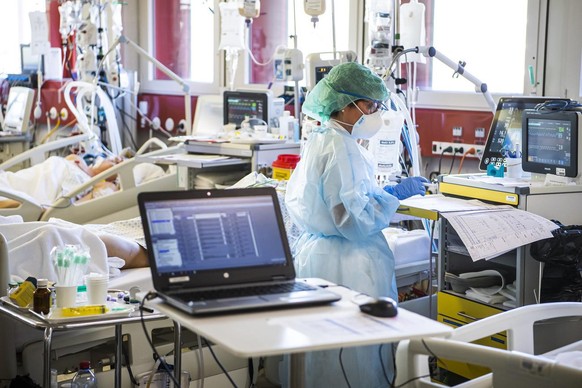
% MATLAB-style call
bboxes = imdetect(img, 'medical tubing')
[65,80,123,156]
[331,0,337,54]
[244,37,287,66]
[390,92,420,175]
[63,81,99,137]
[411,61,418,125]
[226,48,239,91]
[145,358,162,388]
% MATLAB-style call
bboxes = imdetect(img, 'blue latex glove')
[384,176,429,200]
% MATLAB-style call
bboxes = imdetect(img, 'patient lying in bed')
[1,215,148,283]
[0,154,164,208]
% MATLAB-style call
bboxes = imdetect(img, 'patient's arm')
[0,199,20,208]
[76,181,119,202]
[99,233,149,269]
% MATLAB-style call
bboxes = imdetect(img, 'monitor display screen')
[522,110,581,178]
[479,97,563,171]
[20,44,43,74]
[4,87,35,133]
[223,90,271,128]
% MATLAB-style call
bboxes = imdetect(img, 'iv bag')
[219,2,245,50]
[399,0,426,63]
[304,0,325,27]
[369,109,405,184]
[239,0,260,19]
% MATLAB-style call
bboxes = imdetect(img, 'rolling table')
[0,299,167,388]
[149,278,453,387]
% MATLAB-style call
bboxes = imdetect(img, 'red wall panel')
[415,108,493,156]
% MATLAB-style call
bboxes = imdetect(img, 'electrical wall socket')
[432,141,485,158]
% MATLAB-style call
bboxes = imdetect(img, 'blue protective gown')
[284,121,400,388]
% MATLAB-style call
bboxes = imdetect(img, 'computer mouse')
[359,297,398,318]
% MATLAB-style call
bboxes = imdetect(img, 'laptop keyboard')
[179,282,316,302]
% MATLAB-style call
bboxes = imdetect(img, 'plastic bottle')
[33,278,51,314]
[304,0,326,27]
[278,111,296,141]
[72,361,97,387]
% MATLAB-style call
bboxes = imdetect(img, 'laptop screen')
[139,188,296,289]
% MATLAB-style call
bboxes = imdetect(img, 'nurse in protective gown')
[285,61,427,387]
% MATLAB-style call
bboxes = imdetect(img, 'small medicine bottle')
[33,278,51,314]
[9,276,37,308]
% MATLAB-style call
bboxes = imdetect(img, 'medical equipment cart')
[436,174,582,380]
[180,140,300,188]
[0,298,167,388]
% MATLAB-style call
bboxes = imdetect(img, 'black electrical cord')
[338,348,352,388]
[139,292,182,388]
[115,106,140,150]
[202,338,239,387]
[392,339,442,388]
[122,340,139,386]
[447,149,459,175]
[247,358,256,388]
[379,344,391,386]
[391,341,398,387]
[437,146,453,175]
[535,99,582,112]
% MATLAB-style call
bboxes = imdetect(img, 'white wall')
[544,0,582,98]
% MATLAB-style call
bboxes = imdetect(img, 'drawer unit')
[437,292,506,379]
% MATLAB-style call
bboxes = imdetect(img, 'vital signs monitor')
[522,109,582,178]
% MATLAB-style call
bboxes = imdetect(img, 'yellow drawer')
[437,314,506,349]
[438,291,504,322]
[439,182,519,206]
[436,292,507,380]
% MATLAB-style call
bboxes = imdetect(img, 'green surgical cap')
[302,62,389,123]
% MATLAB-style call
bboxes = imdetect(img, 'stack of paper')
[399,194,559,261]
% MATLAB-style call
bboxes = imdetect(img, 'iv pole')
[107,35,193,135]
[392,46,497,113]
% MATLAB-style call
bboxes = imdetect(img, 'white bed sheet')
[108,267,154,295]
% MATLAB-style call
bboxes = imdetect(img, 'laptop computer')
[138,187,341,315]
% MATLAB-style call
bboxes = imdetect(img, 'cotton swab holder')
[51,244,91,287]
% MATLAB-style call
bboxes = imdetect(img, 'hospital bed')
[394,302,582,387]
[0,137,184,224]
[0,132,92,171]
[0,133,94,220]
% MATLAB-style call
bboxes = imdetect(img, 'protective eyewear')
[338,90,389,113]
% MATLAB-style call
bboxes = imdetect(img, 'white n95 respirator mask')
[351,110,383,139]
